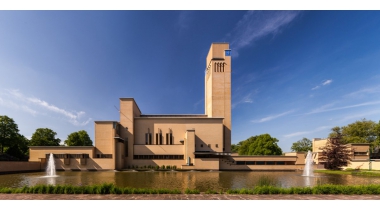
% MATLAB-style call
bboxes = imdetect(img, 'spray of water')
[302,151,314,177]
[46,153,57,177]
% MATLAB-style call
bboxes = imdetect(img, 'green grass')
[2,183,380,195]
[0,183,181,194]
[315,169,380,176]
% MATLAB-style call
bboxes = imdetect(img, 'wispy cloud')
[283,126,330,138]
[251,110,294,123]
[305,101,380,115]
[311,79,333,90]
[3,89,91,126]
[322,79,332,85]
[344,85,380,98]
[178,11,193,31]
[228,11,300,56]
[232,90,258,109]
[193,98,204,110]
[0,96,38,116]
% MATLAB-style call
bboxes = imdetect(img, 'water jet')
[302,151,314,177]
[45,153,58,177]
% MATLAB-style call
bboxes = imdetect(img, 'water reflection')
[1,171,380,191]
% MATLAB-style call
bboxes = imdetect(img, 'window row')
[197,144,218,148]
[235,161,287,165]
[95,154,113,158]
[145,132,174,145]
[46,154,89,159]
[133,155,184,160]
[214,62,226,72]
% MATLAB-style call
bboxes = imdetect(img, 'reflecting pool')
[1,171,380,192]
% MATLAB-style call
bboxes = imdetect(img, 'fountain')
[45,153,57,177]
[302,151,314,177]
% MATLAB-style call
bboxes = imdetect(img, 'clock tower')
[205,43,231,153]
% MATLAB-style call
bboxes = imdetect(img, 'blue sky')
[1,10,380,152]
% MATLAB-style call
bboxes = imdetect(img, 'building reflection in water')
[2,171,380,190]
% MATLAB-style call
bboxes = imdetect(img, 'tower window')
[145,133,152,145]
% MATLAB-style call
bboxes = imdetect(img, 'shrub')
[161,165,165,169]
[172,165,177,170]
[185,188,200,194]
[166,165,171,169]
[155,165,159,170]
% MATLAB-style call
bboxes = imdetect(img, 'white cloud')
[4,89,91,126]
[322,79,332,85]
[344,85,380,98]
[305,101,380,115]
[0,96,38,116]
[251,110,294,123]
[229,11,300,55]
[311,85,320,90]
[232,90,258,109]
[283,126,330,138]
[311,79,332,90]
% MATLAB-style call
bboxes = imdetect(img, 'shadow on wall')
[48,157,108,171]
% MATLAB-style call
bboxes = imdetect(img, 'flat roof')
[29,146,94,148]
[140,114,208,118]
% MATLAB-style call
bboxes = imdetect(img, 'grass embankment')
[315,169,380,176]
[2,183,380,195]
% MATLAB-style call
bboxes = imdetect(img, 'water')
[45,153,57,177]
[1,171,380,191]
[303,151,314,177]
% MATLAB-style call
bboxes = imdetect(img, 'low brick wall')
[0,161,42,174]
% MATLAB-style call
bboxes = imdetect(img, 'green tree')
[238,134,282,155]
[318,135,351,170]
[329,119,380,148]
[231,144,239,153]
[29,128,61,146]
[5,134,29,160]
[64,130,93,146]
[0,115,20,153]
[291,137,312,152]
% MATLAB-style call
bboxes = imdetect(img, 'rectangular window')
[256,161,265,165]
[236,161,245,165]
[157,133,163,145]
[166,133,169,145]
[125,139,128,157]
[201,144,203,147]
[208,144,211,148]
[246,161,255,165]
[215,144,218,148]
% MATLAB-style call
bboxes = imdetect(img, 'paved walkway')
[1,194,380,200]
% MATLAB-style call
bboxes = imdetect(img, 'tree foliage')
[5,134,29,160]
[0,115,20,153]
[238,134,282,155]
[30,128,61,146]
[291,137,312,152]
[329,119,380,148]
[319,135,351,170]
[64,130,93,146]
